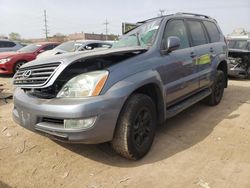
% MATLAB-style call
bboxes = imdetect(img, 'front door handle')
[190,52,197,58]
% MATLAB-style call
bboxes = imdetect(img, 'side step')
[166,88,211,119]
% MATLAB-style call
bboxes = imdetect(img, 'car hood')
[22,46,148,68]
[0,51,30,59]
[36,49,67,59]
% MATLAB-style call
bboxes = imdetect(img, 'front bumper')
[13,88,125,144]
[0,62,13,74]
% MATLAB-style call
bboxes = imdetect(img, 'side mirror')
[37,49,45,54]
[162,36,181,54]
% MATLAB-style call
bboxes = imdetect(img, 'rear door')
[186,19,212,88]
[160,19,199,105]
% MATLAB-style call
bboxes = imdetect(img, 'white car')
[37,40,112,59]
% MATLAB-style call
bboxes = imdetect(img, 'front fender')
[104,69,166,122]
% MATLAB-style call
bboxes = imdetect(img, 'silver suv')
[13,13,228,160]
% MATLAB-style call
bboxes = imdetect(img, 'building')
[29,32,118,43]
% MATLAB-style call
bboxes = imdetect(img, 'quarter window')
[163,20,190,49]
[203,21,220,43]
[187,20,208,46]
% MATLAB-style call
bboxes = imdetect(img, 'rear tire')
[111,94,157,160]
[204,70,225,106]
[13,61,26,73]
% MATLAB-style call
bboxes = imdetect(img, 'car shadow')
[55,84,250,167]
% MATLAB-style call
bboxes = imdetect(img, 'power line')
[43,10,49,40]
[104,18,109,40]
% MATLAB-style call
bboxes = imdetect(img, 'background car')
[0,39,25,52]
[0,42,59,74]
[36,40,112,59]
[227,38,250,78]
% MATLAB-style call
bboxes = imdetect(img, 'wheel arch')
[217,60,228,88]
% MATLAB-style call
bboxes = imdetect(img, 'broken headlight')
[57,70,108,98]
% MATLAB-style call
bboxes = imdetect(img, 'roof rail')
[175,12,211,19]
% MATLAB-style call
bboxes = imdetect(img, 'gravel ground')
[0,76,250,188]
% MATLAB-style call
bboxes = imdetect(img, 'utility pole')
[104,18,109,41]
[43,10,49,40]
[159,9,165,16]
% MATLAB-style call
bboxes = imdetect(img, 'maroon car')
[0,42,59,74]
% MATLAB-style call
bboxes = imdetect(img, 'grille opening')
[42,117,64,124]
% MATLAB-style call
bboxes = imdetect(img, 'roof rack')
[175,12,211,19]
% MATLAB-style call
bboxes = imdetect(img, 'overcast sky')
[0,0,249,39]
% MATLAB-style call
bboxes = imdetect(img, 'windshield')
[55,41,83,52]
[229,40,248,50]
[112,18,162,48]
[18,44,42,53]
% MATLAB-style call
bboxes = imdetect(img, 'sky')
[0,0,250,39]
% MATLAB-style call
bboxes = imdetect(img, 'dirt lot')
[0,76,250,188]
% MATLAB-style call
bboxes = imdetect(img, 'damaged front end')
[13,47,147,98]
[228,50,250,78]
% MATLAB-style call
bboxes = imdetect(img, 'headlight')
[57,70,109,98]
[0,57,12,64]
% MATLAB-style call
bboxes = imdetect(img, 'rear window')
[187,20,208,46]
[203,21,220,43]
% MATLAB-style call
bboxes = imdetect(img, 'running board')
[166,88,211,119]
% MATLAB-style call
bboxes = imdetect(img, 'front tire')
[13,61,26,73]
[204,70,225,106]
[111,94,157,160]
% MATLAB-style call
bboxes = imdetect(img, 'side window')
[85,43,99,50]
[43,44,55,51]
[99,43,112,48]
[203,21,220,43]
[187,20,208,46]
[163,19,189,49]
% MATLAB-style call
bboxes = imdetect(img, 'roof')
[35,42,60,45]
[137,12,216,24]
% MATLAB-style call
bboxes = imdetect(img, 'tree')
[9,32,21,41]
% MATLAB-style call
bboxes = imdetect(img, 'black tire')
[246,66,250,79]
[13,61,26,73]
[204,70,225,106]
[111,94,157,160]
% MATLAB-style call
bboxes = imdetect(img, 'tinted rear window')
[203,21,220,43]
[187,20,208,46]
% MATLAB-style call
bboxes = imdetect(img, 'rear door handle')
[190,52,197,58]
[210,47,214,53]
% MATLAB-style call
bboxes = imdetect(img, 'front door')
[159,19,199,105]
